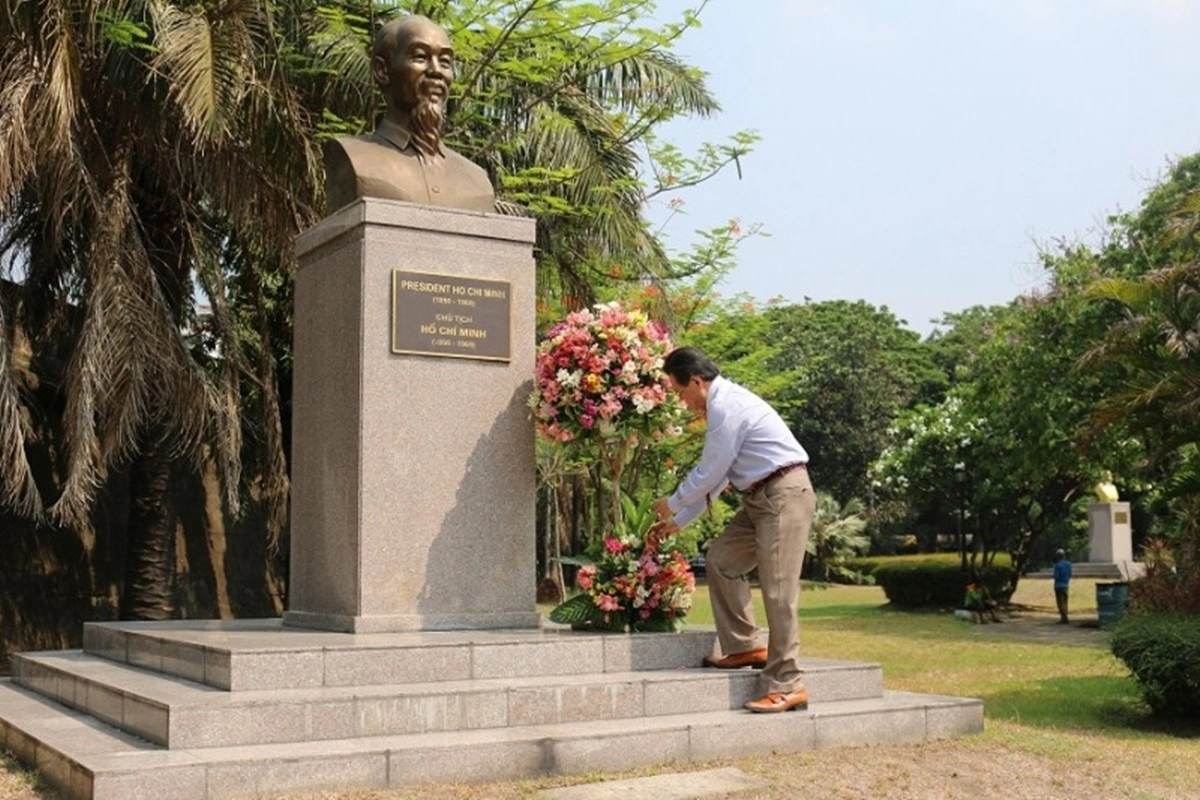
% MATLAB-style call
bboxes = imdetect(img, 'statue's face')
[375,20,454,113]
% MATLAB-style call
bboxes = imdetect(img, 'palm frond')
[588,49,718,120]
[0,58,38,210]
[151,0,258,143]
[42,0,83,150]
[0,295,44,518]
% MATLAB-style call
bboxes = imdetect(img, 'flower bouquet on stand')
[550,494,696,633]
[529,301,683,533]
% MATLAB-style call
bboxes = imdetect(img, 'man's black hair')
[663,346,720,383]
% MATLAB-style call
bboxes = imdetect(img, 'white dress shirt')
[667,376,808,527]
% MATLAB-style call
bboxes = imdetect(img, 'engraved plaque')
[391,270,511,361]
[1115,511,1128,525]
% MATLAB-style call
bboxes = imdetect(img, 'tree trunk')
[119,428,176,620]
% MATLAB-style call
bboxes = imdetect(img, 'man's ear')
[371,55,389,88]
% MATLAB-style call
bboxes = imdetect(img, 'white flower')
[632,394,657,414]
[557,369,581,388]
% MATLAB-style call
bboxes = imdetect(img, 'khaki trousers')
[706,468,815,694]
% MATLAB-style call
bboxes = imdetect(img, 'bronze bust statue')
[324,16,496,214]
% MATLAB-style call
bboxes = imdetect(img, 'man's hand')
[653,497,672,522]
[646,518,680,550]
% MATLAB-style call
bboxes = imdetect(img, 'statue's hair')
[372,15,444,64]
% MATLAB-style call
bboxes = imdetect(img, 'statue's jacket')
[324,117,495,214]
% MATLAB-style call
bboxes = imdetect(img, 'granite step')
[0,678,983,800]
[81,620,719,690]
[12,650,884,749]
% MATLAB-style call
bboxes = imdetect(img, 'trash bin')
[1096,582,1129,629]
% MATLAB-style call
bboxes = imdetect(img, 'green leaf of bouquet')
[549,593,601,624]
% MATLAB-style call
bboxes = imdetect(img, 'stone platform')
[1028,562,1145,580]
[0,620,983,799]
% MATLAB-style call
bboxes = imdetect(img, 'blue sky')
[649,0,1200,334]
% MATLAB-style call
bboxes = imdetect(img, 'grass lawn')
[0,580,1195,799]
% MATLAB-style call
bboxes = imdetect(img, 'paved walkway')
[968,611,1110,647]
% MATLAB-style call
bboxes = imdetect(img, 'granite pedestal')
[1087,502,1133,564]
[283,199,539,633]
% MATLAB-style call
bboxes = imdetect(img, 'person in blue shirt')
[1053,549,1072,624]
[650,347,815,714]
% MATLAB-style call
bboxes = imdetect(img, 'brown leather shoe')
[744,687,809,713]
[702,647,768,669]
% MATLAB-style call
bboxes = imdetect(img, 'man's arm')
[666,415,740,522]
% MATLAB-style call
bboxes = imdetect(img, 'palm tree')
[807,493,871,584]
[1,0,734,621]
[0,0,322,617]
[1084,190,1200,595]
[1084,189,1200,449]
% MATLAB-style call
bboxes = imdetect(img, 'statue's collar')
[374,117,444,158]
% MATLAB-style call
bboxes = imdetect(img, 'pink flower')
[577,565,596,591]
[598,395,622,419]
[580,414,595,429]
[604,538,626,554]
[595,594,621,612]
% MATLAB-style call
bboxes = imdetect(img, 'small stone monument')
[1086,473,1141,579]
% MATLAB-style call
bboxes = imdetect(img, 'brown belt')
[746,462,807,494]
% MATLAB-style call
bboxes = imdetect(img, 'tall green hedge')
[872,560,1015,608]
[847,552,1014,576]
[1110,613,1200,718]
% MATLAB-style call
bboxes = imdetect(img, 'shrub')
[872,560,1015,608]
[849,553,1014,577]
[1110,612,1200,718]
[1127,538,1200,614]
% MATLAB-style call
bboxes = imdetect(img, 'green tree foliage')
[874,248,1140,590]
[872,393,978,554]
[923,304,1011,395]
[761,300,944,505]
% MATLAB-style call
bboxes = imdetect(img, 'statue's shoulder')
[323,133,389,161]
[323,134,401,213]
